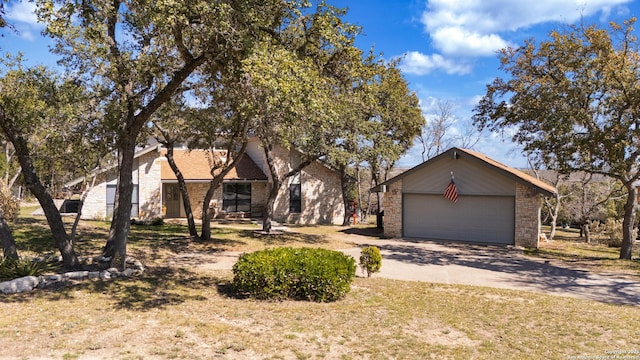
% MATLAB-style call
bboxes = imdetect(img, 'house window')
[289,183,301,213]
[107,184,139,218]
[223,183,251,212]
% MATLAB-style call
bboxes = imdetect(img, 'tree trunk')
[0,112,79,269]
[582,222,591,244]
[262,179,280,233]
[200,182,215,242]
[165,145,198,237]
[356,166,366,223]
[375,186,383,230]
[71,175,96,243]
[103,136,136,270]
[0,207,18,259]
[548,199,561,241]
[340,166,351,226]
[620,184,637,260]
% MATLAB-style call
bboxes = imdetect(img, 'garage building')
[376,148,556,248]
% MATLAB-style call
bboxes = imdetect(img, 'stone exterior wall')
[182,183,217,220]
[383,180,403,238]
[279,160,344,225]
[137,150,162,220]
[81,148,162,220]
[515,183,541,248]
[80,140,344,225]
[246,137,344,225]
[251,182,268,217]
[81,172,111,220]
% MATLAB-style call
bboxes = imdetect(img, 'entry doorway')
[163,183,181,218]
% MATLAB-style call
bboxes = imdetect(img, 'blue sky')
[1,0,638,169]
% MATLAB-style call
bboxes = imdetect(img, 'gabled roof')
[65,144,162,187]
[375,147,556,197]
[161,149,267,182]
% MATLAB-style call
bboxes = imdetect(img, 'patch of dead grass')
[4,217,640,359]
[2,270,640,359]
[528,227,640,278]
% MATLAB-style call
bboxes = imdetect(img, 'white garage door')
[403,194,515,245]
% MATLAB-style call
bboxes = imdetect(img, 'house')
[67,137,345,225]
[374,148,556,248]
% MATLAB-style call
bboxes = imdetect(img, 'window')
[223,183,251,212]
[289,183,301,213]
[107,184,139,218]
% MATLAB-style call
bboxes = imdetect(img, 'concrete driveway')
[342,236,640,306]
[186,227,639,306]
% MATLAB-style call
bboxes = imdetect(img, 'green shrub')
[359,246,382,277]
[0,256,52,281]
[0,185,19,221]
[232,247,356,302]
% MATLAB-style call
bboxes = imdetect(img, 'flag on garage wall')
[443,173,458,203]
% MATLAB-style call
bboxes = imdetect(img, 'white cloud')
[431,27,510,57]
[6,1,40,27]
[400,51,472,75]
[421,0,631,57]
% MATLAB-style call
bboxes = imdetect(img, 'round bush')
[359,246,382,277]
[232,247,356,302]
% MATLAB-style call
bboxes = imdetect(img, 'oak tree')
[474,19,640,259]
[37,0,300,267]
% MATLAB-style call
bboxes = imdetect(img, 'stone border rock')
[0,257,144,295]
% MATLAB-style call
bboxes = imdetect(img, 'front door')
[163,183,181,218]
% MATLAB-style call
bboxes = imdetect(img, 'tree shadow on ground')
[362,240,640,306]
[340,227,384,238]
[237,229,330,245]
[3,266,228,311]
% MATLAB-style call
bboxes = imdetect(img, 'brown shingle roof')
[161,149,267,181]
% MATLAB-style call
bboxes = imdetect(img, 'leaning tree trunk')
[0,112,79,269]
[620,184,637,260]
[165,146,198,237]
[103,136,136,270]
[0,208,18,259]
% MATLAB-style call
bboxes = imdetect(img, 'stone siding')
[281,160,344,225]
[515,183,541,248]
[383,180,403,238]
[247,138,344,225]
[81,139,344,225]
[81,172,111,220]
[183,183,218,219]
[137,150,162,220]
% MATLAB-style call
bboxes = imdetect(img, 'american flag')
[443,177,458,203]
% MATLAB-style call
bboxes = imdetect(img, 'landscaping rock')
[64,271,89,280]
[0,256,145,295]
[122,268,136,277]
[0,276,40,294]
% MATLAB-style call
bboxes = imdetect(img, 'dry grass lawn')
[2,214,640,359]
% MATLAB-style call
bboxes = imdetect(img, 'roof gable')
[376,147,556,197]
[161,149,267,181]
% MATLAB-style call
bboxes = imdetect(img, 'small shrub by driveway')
[340,237,640,306]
